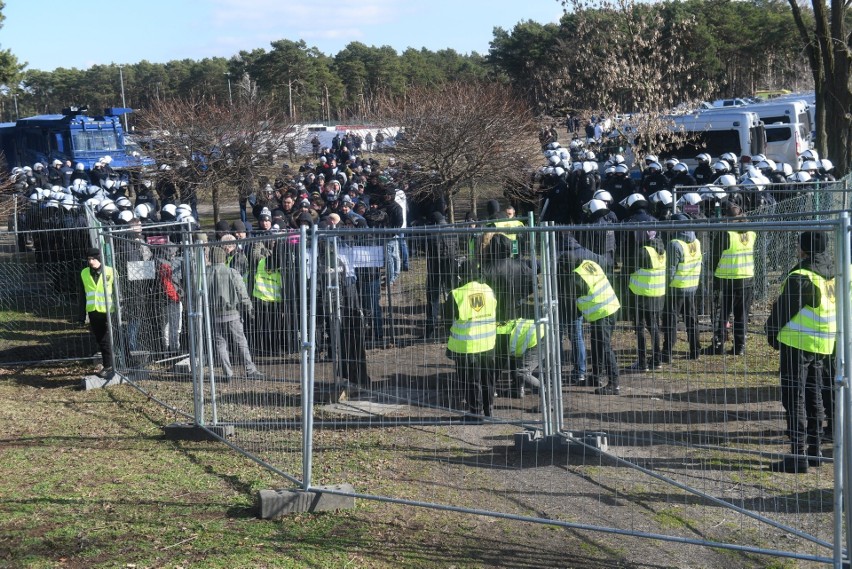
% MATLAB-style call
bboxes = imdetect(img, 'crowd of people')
[9,131,843,466]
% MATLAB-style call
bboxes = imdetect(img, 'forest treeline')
[4,0,813,124]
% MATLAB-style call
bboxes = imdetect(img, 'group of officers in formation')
[13,137,840,474]
[442,139,839,474]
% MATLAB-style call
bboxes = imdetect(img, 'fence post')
[197,242,219,425]
[181,225,204,426]
[838,213,851,568]
[301,224,318,491]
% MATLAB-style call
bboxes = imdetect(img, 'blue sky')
[3,1,564,71]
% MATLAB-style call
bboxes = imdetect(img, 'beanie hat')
[215,220,231,233]
[231,220,247,232]
[486,199,501,217]
[86,247,101,260]
[800,231,827,255]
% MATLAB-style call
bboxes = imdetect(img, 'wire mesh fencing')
[12,172,842,565]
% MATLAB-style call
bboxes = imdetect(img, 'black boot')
[807,446,824,468]
[770,449,809,474]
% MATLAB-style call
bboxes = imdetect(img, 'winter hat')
[231,220,247,232]
[486,199,501,217]
[86,247,101,260]
[215,220,231,233]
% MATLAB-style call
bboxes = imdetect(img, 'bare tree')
[788,0,851,176]
[372,82,540,222]
[138,83,294,221]
[553,0,716,161]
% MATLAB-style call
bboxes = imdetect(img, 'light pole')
[225,73,233,105]
[118,64,128,131]
[12,92,18,120]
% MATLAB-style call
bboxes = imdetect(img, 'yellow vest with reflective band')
[629,246,666,297]
[448,281,497,354]
[492,219,524,256]
[715,230,756,279]
[81,266,115,313]
[252,257,282,302]
[508,318,544,357]
[669,239,702,289]
[778,269,837,354]
[574,260,620,321]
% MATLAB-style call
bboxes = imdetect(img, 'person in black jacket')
[424,211,460,339]
[764,231,835,473]
[480,234,534,323]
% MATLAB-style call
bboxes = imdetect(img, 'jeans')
[385,238,401,285]
[562,315,586,376]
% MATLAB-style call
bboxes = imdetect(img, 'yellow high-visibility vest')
[715,230,756,279]
[778,269,836,354]
[629,246,666,297]
[252,257,282,302]
[574,259,620,321]
[669,239,702,289]
[81,266,115,313]
[448,281,497,354]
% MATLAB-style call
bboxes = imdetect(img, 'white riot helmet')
[740,177,766,192]
[676,192,702,206]
[720,152,738,167]
[647,161,662,172]
[644,154,658,165]
[716,174,738,187]
[672,163,688,174]
[664,157,679,169]
[619,193,648,210]
[161,203,178,219]
[104,178,115,189]
[820,159,834,173]
[584,150,596,161]
[649,189,674,206]
[117,210,134,224]
[696,153,712,164]
[777,162,794,177]
[582,161,596,174]
[583,199,609,216]
[134,203,151,219]
[593,190,614,203]
[800,160,820,172]
[613,154,625,165]
[712,161,729,174]
[799,149,819,162]
[115,196,133,210]
[176,204,193,217]
[553,166,566,177]
[788,171,812,183]
[604,165,616,177]
[548,154,560,166]
[546,141,561,150]
[751,154,766,164]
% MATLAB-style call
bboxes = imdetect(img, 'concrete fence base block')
[514,430,608,457]
[81,373,125,391]
[162,422,235,441]
[259,484,356,519]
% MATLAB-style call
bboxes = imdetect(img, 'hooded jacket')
[765,250,835,350]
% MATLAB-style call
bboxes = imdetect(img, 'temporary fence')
[101,206,851,566]
[2,174,852,565]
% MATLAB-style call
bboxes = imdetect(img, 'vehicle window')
[71,131,120,152]
[660,130,742,159]
[762,114,789,124]
[766,127,792,143]
[797,111,812,136]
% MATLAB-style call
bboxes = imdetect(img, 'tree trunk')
[212,182,220,223]
[447,192,456,224]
